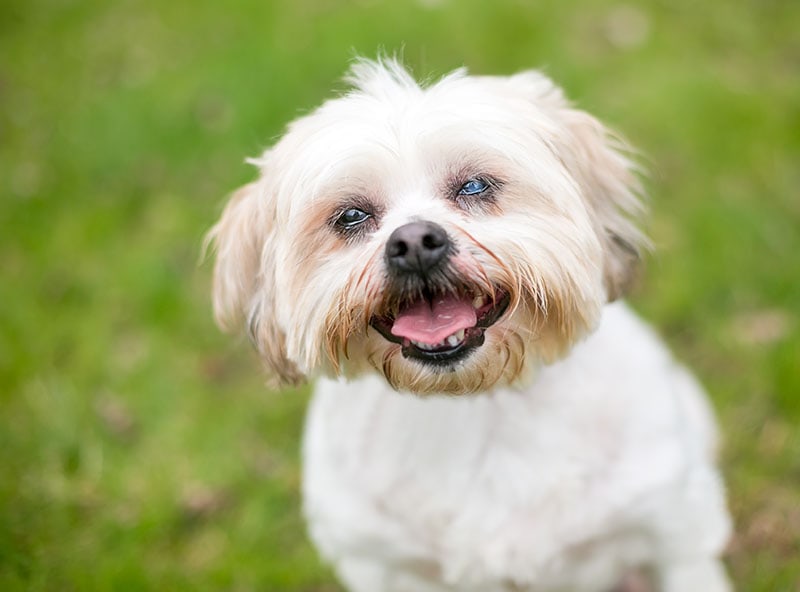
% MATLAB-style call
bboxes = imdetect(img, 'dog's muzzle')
[370,221,510,367]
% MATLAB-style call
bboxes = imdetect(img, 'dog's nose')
[386,221,450,275]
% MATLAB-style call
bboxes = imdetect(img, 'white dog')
[209,59,732,592]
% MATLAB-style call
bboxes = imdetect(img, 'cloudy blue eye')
[458,178,489,196]
[336,207,371,229]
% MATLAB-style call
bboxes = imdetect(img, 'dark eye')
[335,207,371,229]
[458,178,489,196]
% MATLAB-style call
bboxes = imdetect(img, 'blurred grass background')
[1,0,798,590]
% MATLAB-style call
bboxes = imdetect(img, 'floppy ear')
[207,180,305,386]
[556,107,647,301]
[512,72,648,301]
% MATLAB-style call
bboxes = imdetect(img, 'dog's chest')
[302,375,660,589]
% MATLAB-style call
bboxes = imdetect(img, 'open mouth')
[370,287,510,366]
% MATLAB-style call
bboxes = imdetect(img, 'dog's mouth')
[370,287,510,366]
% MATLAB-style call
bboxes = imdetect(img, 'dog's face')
[210,59,645,394]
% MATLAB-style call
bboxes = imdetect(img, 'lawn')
[1,0,798,590]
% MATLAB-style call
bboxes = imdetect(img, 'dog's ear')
[555,106,647,302]
[511,72,648,301]
[207,179,305,386]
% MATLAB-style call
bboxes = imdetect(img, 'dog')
[208,58,732,592]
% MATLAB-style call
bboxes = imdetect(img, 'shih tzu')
[208,58,732,591]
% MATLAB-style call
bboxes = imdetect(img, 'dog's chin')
[368,326,527,396]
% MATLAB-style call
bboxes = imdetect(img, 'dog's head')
[208,59,646,394]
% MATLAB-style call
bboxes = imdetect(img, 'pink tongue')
[391,294,477,345]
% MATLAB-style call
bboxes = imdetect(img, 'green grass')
[1,0,798,589]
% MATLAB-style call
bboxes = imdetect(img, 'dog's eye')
[336,208,371,229]
[458,178,489,196]
[449,175,502,212]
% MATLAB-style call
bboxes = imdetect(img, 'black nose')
[386,221,450,275]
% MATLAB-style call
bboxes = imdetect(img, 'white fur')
[209,58,732,591]
[303,303,731,591]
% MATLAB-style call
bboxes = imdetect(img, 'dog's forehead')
[275,84,557,195]
[280,74,559,164]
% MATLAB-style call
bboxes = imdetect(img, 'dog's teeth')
[473,295,486,309]
[411,333,465,351]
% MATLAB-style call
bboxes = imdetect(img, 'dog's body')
[210,59,731,591]
[304,303,730,591]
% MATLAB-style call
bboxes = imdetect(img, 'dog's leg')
[610,569,655,592]
[658,559,731,592]
[335,557,386,592]
[336,557,452,592]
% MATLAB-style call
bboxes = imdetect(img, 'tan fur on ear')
[206,181,304,386]
[557,109,647,301]
[207,182,262,331]
[511,72,648,301]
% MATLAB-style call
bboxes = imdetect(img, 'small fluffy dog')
[209,59,732,591]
